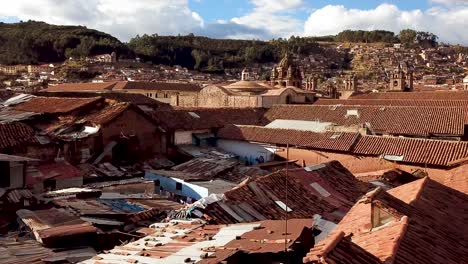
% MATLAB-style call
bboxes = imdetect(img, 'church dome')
[224,80,268,92]
[278,54,292,68]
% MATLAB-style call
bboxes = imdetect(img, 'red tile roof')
[351,91,468,100]
[315,98,468,107]
[47,81,202,92]
[13,96,103,114]
[0,122,35,150]
[113,81,202,92]
[305,232,381,264]
[218,126,468,167]
[304,178,468,264]
[264,105,465,137]
[199,219,314,264]
[444,164,468,194]
[143,108,266,131]
[174,107,268,126]
[353,136,468,167]
[46,82,117,92]
[201,161,368,224]
[218,125,360,152]
[144,110,224,131]
[34,91,173,108]
[79,102,130,125]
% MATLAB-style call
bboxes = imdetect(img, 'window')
[176,182,183,191]
[371,204,395,229]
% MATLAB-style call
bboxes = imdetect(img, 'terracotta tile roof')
[305,232,381,264]
[13,96,103,114]
[217,125,361,152]
[444,164,468,194]
[304,178,468,264]
[144,109,224,131]
[47,81,202,93]
[174,107,268,126]
[353,136,468,167]
[199,219,314,264]
[34,91,173,108]
[218,125,468,168]
[46,82,117,92]
[81,220,260,264]
[0,122,35,150]
[315,98,468,107]
[201,161,368,224]
[264,105,465,137]
[80,102,130,125]
[113,81,202,92]
[351,91,468,100]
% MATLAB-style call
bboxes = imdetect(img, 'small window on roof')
[330,133,341,139]
[371,204,395,229]
[176,182,183,191]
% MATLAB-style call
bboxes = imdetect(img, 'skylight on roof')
[188,112,200,119]
[310,182,331,197]
[304,163,326,172]
[275,201,292,212]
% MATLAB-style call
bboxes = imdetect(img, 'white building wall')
[217,139,276,165]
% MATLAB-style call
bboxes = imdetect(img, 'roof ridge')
[314,231,346,262]
[384,216,410,264]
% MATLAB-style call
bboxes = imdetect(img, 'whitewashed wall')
[217,139,276,165]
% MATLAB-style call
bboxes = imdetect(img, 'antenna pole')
[284,143,289,262]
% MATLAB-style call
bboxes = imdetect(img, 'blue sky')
[0,0,467,44]
[189,0,432,22]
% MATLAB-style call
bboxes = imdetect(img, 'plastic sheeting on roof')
[2,93,35,106]
[381,154,404,161]
[265,119,334,132]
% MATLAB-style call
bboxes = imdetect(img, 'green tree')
[399,29,417,46]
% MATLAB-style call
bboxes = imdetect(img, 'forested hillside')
[128,34,324,72]
[0,21,443,71]
[0,21,132,64]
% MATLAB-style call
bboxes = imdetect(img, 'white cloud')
[0,0,204,41]
[229,0,304,39]
[304,4,468,44]
[251,0,304,13]
[0,0,466,44]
